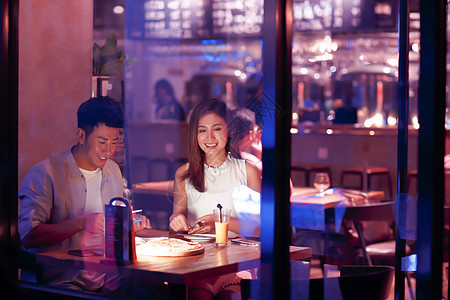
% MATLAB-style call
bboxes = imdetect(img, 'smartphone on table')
[68,248,104,257]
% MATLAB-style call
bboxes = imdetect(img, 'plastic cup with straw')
[214,204,231,247]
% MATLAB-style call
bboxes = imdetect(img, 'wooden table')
[291,187,385,208]
[36,230,311,298]
[290,188,385,258]
[291,187,384,230]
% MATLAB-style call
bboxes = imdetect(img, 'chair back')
[310,265,394,300]
[148,158,172,181]
[18,281,115,299]
[339,265,394,300]
[344,201,395,222]
[241,265,394,300]
[343,202,396,265]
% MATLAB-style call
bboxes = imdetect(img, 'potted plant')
[92,32,137,99]
[92,32,136,76]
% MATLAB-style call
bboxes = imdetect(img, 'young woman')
[169,98,261,235]
[154,79,185,121]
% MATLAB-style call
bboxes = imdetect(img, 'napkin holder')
[103,197,136,266]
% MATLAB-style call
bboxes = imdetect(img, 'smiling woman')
[181,99,237,193]
[169,98,261,235]
[168,98,261,299]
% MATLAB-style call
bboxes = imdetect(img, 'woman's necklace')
[205,153,231,175]
[205,152,227,168]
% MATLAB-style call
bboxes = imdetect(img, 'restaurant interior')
[1,0,449,299]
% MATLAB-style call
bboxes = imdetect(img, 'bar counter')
[290,123,423,197]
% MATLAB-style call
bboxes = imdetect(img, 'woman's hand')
[169,213,190,233]
[188,214,215,234]
[133,214,152,232]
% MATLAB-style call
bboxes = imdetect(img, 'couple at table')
[18,96,262,298]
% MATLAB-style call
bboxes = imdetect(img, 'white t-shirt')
[77,167,105,290]
[81,168,103,213]
[79,167,103,247]
[185,155,247,236]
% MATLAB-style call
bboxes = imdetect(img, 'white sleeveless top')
[185,155,247,227]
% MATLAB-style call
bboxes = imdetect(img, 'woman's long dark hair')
[155,79,176,104]
[182,99,239,192]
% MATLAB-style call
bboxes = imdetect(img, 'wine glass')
[313,173,330,194]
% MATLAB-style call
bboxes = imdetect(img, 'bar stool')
[148,158,172,181]
[291,165,332,187]
[340,166,393,198]
[407,169,418,194]
[171,157,188,178]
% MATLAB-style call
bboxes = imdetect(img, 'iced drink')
[215,222,229,244]
[213,208,231,247]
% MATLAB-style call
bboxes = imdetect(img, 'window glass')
[16,0,450,299]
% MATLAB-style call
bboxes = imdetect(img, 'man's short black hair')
[77,96,123,136]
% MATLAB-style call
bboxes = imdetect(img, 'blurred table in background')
[290,187,385,259]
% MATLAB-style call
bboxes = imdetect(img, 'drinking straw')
[217,204,223,223]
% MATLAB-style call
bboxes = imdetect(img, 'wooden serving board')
[136,238,205,257]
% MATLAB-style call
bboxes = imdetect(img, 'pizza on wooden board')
[136,237,205,257]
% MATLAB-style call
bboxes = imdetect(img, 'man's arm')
[21,213,104,249]
[21,218,84,249]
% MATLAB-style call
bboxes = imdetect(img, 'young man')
[18,96,150,293]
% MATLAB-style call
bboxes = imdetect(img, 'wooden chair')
[343,201,415,299]
[130,156,150,183]
[18,248,43,283]
[148,158,172,181]
[340,166,393,199]
[241,265,394,300]
[406,169,418,196]
[17,281,116,299]
[343,201,399,265]
[171,157,188,176]
[291,165,332,187]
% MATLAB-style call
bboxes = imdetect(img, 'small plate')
[177,233,215,241]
